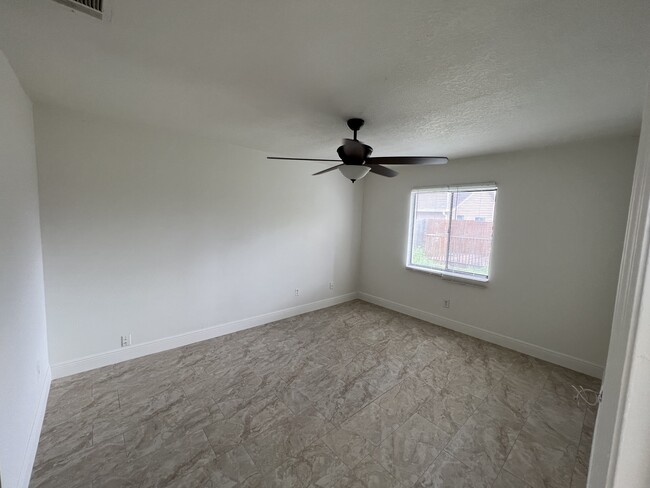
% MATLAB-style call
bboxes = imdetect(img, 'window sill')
[405,265,489,287]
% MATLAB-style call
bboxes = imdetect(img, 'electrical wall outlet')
[329,282,334,290]
[121,334,132,347]
[443,299,450,309]
[295,289,300,296]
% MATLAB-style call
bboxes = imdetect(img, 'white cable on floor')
[572,385,601,406]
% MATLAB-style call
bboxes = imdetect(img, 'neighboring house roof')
[416,192,450,212]
[455,191,496,219]
[416,191,492,213]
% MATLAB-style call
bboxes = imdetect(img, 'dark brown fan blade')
[268,157,341,162]
[313,164,344,176]
[368,164,398,177]
[366,156,448,165]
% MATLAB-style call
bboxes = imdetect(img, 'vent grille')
[52,0,104,19]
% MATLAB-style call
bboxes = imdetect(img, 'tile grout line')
[407,351,506,487]
[490,428,526,487]
[416,383,490,485]
[488,368,555,488]
[426,356,529,487]
[343,336,516,485]
[568,401,591,488]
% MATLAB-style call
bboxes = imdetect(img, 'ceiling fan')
[268,118,448,183]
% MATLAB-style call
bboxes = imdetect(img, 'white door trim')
[589,78,650,488]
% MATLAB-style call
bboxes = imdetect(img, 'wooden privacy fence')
[413,219,493,269]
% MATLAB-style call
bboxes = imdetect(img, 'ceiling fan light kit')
[268,119,448,183]
[339,164,370,183]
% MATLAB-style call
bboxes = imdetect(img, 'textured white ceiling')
[0,0,648,159]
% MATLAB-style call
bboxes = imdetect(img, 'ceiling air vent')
[52,0,104,20]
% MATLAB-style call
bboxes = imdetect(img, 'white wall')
[0,52,50,488]
[33,104,363,369]
[589,80,650,488]
[359,136,638,376]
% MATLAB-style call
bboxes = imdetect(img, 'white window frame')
[406,182,497,284]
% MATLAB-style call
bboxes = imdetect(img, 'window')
[407,183,497,282]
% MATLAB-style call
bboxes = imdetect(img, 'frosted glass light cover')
[338,165,370,182]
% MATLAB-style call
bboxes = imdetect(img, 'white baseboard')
[51,293,358,379]
[358,292,604,378]
[51,290,604,379]
[18,365,51,488]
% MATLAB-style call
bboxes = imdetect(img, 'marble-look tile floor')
[31,300,600,488]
